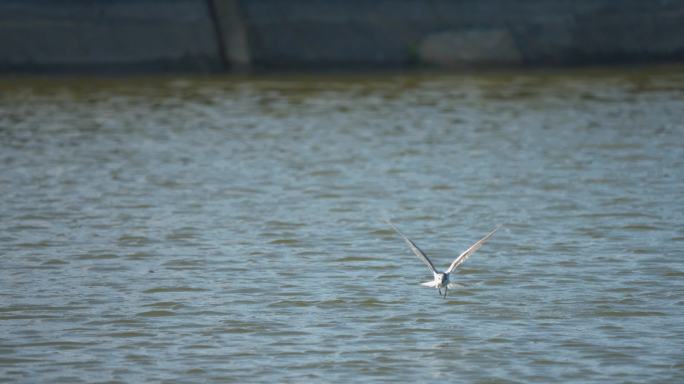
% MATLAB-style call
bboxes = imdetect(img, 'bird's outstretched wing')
[447,225,501,273]
[386,220,437,274]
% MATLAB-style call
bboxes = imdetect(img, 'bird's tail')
[421,280,437,287]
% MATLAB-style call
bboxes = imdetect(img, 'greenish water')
[1,68,684,383]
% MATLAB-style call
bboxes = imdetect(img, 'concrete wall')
[0,0,222,73]
[237,0,684,69]
[1,0,684,74]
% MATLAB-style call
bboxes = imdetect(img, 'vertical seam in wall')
[229,0,251,71]
[206,0,230,70]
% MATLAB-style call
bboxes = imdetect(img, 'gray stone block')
[418,29,523,67]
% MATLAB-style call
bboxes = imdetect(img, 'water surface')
[1,67,684,382]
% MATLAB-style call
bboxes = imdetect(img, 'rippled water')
[1,67,684,383]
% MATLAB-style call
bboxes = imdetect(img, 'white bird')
[387,221,500,298]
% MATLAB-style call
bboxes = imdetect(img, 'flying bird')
[387,221,500,298]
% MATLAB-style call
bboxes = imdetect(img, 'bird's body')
[421,272,449,289]
[387,221,500,298]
